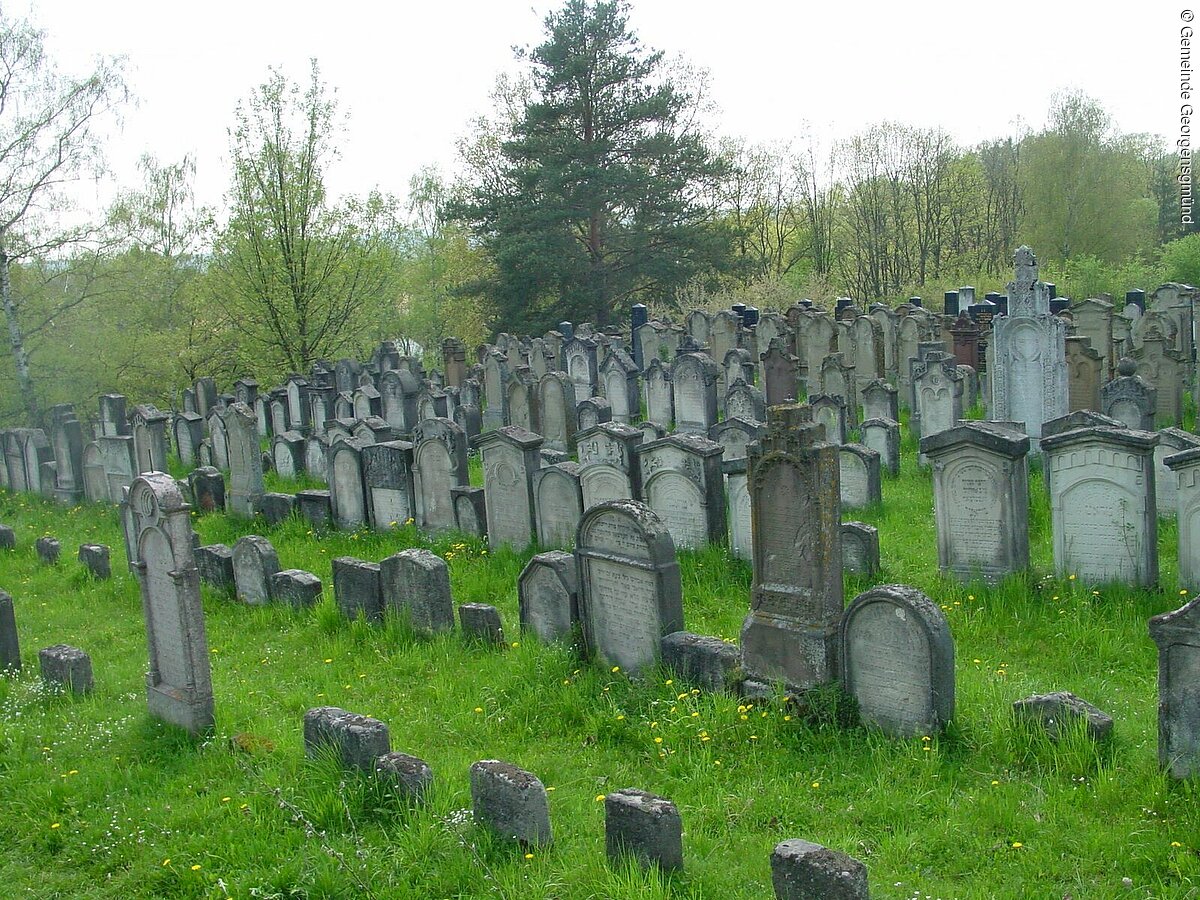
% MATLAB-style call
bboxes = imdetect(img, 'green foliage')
[453,0,731,332]
[1160,232,1200,287]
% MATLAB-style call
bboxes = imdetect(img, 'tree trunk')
[0,240,39,426]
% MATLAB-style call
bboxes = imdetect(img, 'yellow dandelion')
[664,679,673,686]
[221,797,231,803]
[50,822,60,829]
[616,714,625,721]
[611,666,620,673]
[654,737,663,744]
[1011,842,1022,849]
[323,658,332,664]
[595,794,605,802]
[1172,841,1183,847]
[162,859,171,867]
[524,852,534,859]
[991,780,999,786]
[511,642,520,648]
[811,781,820,789]
[474,707,483,713]
[1181,589,1190,595]
[191,864,201,871]
[1068,574,1076,580]
[783,715,792,722]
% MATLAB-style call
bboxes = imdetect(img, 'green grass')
[0,419,1197,899]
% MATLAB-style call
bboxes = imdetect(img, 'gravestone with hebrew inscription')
[740,404,843,691]
[637,434,726,549]
[126,472,214,734]
[477,426,543,550]
[578,422,644,508]
[361,440,415,531]
[575,500,683,675]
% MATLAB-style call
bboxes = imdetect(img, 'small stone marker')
[39,644,93,694]
[257,492,297,525]
[77,544,111,580]
[459,603,504,645]
[380,549,454,634]
[604,788,683,871]
[1013,691,1113,741]
[469,760,552,846]
[195,544,235,592]
[232,535,281,605]
[840,584,954,738]
[332,557,383,623]
[0,590,19,672]
[35,536,60,564]
[518,551,579,644]
[0,525,15,549]
[660,631,740,693]
[303,706,391,772]
[188,466,226,513]
[771,839,869,900]
[270,569,323,609]
[1149,596,1200,778]
[296,489,333,529]
[840,523,879,576]
[375,751,434,804]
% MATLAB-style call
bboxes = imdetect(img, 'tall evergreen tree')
[455,0,729,332]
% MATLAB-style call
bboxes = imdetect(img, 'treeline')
[0,0,1196,426]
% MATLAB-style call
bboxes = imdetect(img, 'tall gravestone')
[840,585,953,738]
[532,462,584,548]
[741,404,843,691]
[1149,596,1200,779]
[643,358,674,428]
[989,247,1068,446]
[578,422,643,508]
[537,371,577,453]
[1042,425,1159,586]
[921,422,1030,582]
[477,426,543,550]
[411,418,469,532]
[362,441,415,530]
[1165,448,1200,591]
[49,405,85,504]
[670,350,719,435]
[223,402,264,517]
[328,439,369,530]
[126,473,214,734]
[575,500,683,675]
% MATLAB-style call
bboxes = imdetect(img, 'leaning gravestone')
[920,422,1031,583]
[839,584,954,738]
[575,500,683,675]
[126,472,214,733]
[224,402,264,517]
[518,551,579,644]
[232,535,281,605]
[1041,425,1159,586]
[1149,596,1200,779]
[740,403,843,692]
[860,417,900,477]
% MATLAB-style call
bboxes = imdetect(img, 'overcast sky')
[22,0,1180,219]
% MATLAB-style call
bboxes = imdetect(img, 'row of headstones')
[919,412,1200,589]
[302,706,870,898]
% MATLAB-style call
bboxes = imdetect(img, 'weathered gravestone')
[575,500,683,675]
[48,405,85,504]
[600,348,640,424]
[380,549,454,634]
[839,584,954,738]
[840,522,879,576]
[518,551,579,644]
[469,760,553,846]
[224,402,264,517]
[1165,447,1200,591]
[452,485,487,537]
[1101,358,1157,431]
[1150,596,1200,779]
[642,358,674,427]
[576,396,612,432]
[860,379,898,423]
[761,338,800,407]
[1154,428,1200,519]
[0,590,20,672]
[532,462,583,548]
[412,418,469,533]
[78,544,111,580]
[39,645,93,694]
[1041,425,1158,586]
[913,353,962,454]
[771,839,870,900]
[671,350,719,435]
[921,422,1031,583]
[232,535,280,605]
[604,788,683,872]
[332,557,383,623]
[195,544,235,592]
[129,405,169,474]
[303,706,390,772]
[860,417,900,477]
[270,569,323,608]
[838,444,881,509]
[126,473,214,733]
[808,394,847,445]
[637,434,726,549]
[173,413,203,467]
[361,441,415,531]
[537,371,577,453]
[740,404,843,692]
[328,439,369,530]
[1065,336,1104,413]
[577,422,643,508]
[272,432,305,479]
[477,426,543,550]
[725,379,765,424]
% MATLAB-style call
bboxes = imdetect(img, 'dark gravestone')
[270,570,323,609]
[188,466,226,514]
[771,839,869,900]
[332,557,383,623]
[380,549,454,634]
[195,544,235,592]
[1012,691,1113,741]
[232,535,280,605]
[303,706,391,772]
[35,537,61,565]
[296,489,333,529]
[0,590,20,672]
[375,751,434,804]
[78,544,111,580]
[459,603,505,646]
[518,551,579,644]
[0,525,14,549]
[660,631,740,693]
[39,644,93,694]
[258,492,297,525]
[1149,596,1200,778]
[604,788,683,871]
[469,760,552,846]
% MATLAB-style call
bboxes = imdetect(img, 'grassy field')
[0,419,1197,899]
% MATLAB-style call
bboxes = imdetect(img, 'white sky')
[22,0,1181,219]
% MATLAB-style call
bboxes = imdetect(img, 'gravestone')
[258,492,296,525]
[208,410,230,471]
[840,522,879,576]
[637,434,726,549]
[0,590,18,672]
[1101,358,1157,431]
[840,584,954,738]
[1013,691,1113,742]
[195,544,235,592]
[838,444,881,509]
[296,490,333,529]
[921,422,1031,583]
[740,404,843,692]
[989,247,1068,445]
[575,500,683,675]
[577,396,612,432]
[709,418,764,463]
[1072,297,1116,379]
[452,485,488,537]
[361,441,415,531]
[564,336,599,401]
[1149,596,1200,779]
[506,366,540,432]
[411,418,469,532]
[381,549,454,634]
[98,394,130,437]
[600,348,640,424]
[285,376,311,430]
[126,473,214,733]
[328,439,369,530]
[1042,425,1159,586]
[303,706,390,772]
[537,371,577,453]
[459,603,504,645]
[1156,428,1200,520]
[807,394,847,444]
[604,789,683,872]
[232,535,280,605]
[129,406,169,474]
[518,551,579,644]
[223,402,264,517]
[860,379,899,423]
[860,417,900,477]
[78,543,111,580]
[48,405,85,504]
[671,351,719,435]
[481,350,510,431]
[332,557,383,623]
[375,751,434,804]
[913,353,963,454]
[379,368,421,432]
[39,645,93,694]
[851,315,885,394]
[1165,448,1200,590]
[174,413,203,467]
[725,458,752,562]
[771,839,870,900]
[818,353,858,428]
[477,426,543,550]
[643,358,674,427]
[760,338,799,407]
[1132,335,1187,425]
[532,462,584,548]
[36,536,60,564]
[1065,336,1104,413]
[577,422,644,508]
[272,432,305,479]
[725,379,766,424]
[469,760,552,846]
